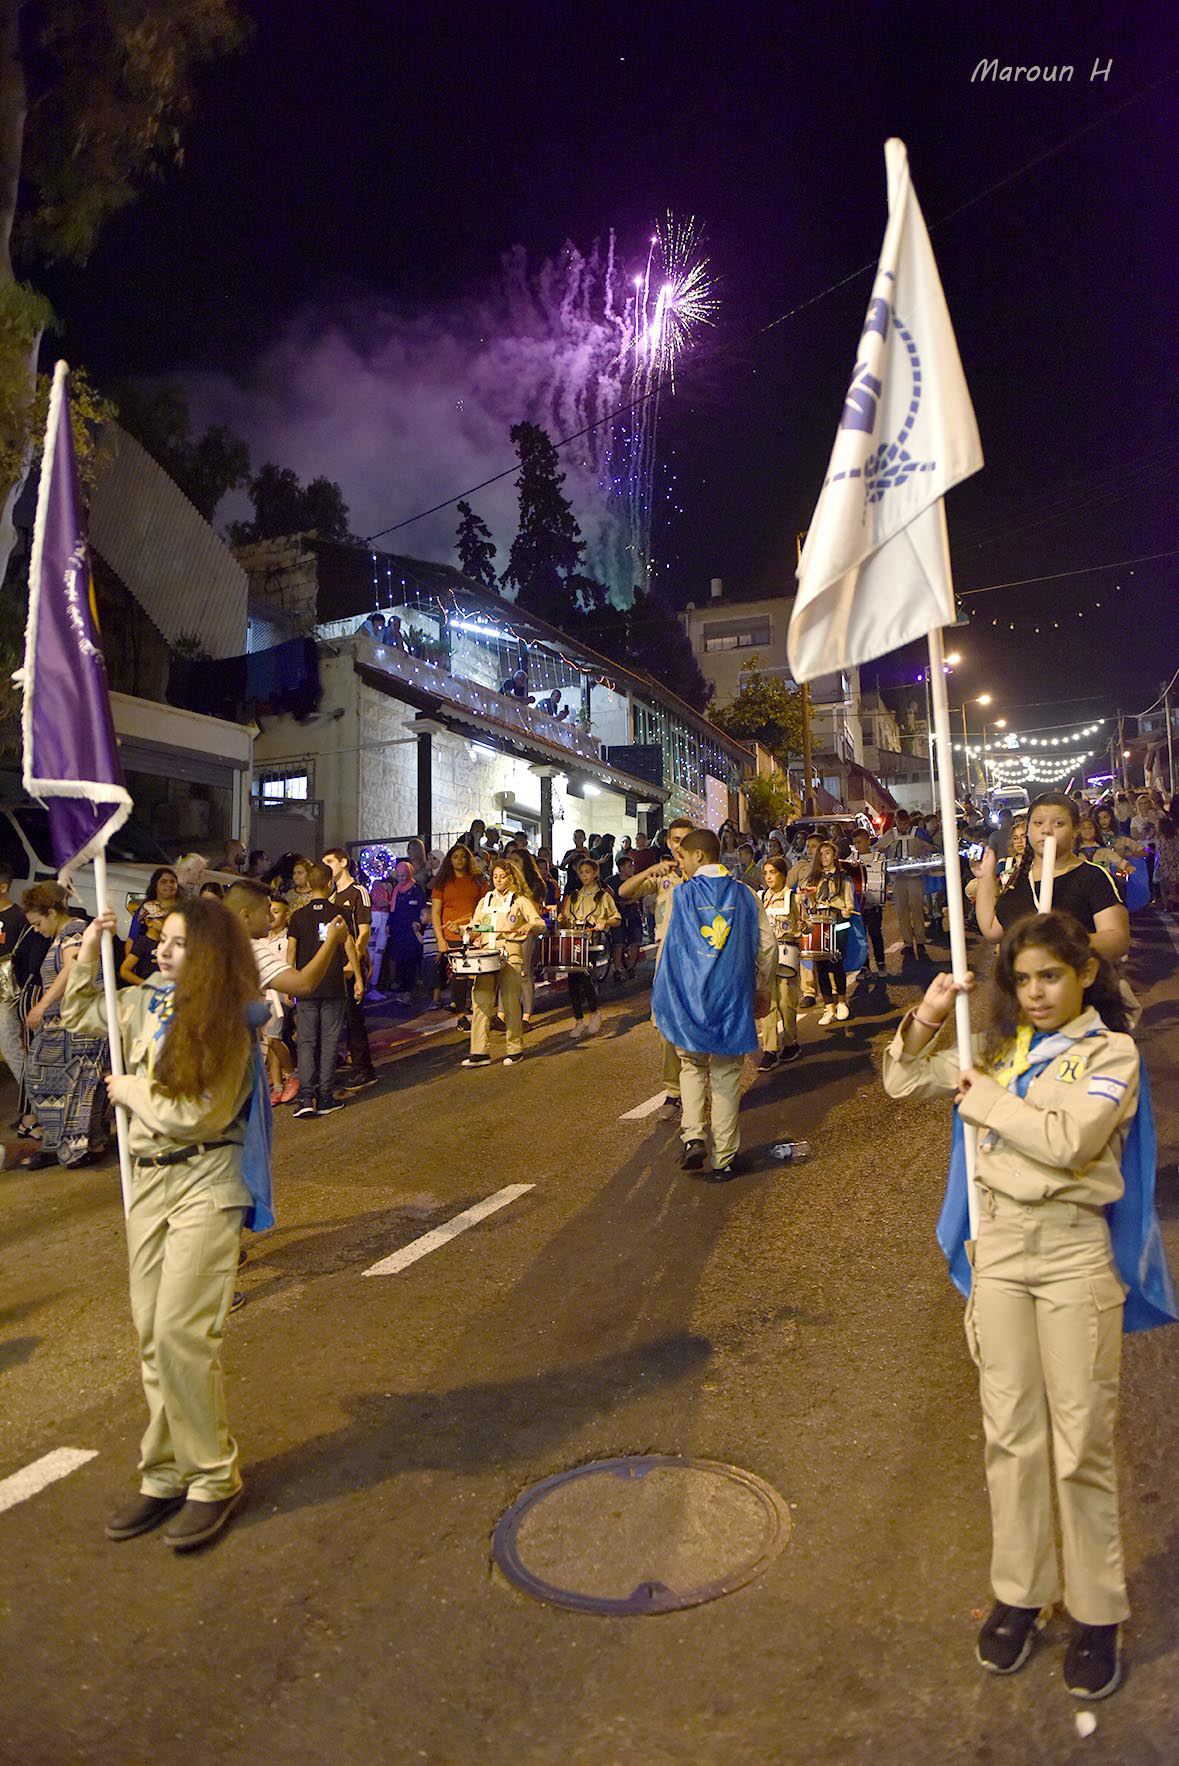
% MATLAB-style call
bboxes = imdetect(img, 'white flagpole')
[93,850,133,1216]
[926,624,980,1237]
[1039,834,1057,912]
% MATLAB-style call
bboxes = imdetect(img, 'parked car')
[783,813,876,848]
[0,802,234,935]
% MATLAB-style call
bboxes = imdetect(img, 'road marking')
[1158,910,1179,961]
[619,1091,669,1120]
[0,1447,98,1516]
[362,1184,535,1277]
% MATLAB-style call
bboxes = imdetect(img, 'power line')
[956,546,1179,598]
[364,68,1179,547]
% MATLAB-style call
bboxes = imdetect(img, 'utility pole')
[1164,682,1175,798]
[1116,708,1125,790]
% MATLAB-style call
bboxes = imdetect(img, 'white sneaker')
[570,1020,586,1040]
[835,1000,849,1020]
[818,1005,835,1026]
[586,1010,602,1036]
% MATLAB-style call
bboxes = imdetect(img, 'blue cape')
[241,1001,275,1232]
[652,872,760,1056]
[938,1055,1177,1333]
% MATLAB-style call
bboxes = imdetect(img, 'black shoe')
[680,1139,707,1172]
[162,1489,243,1552]
[491,1016,506,1031]
[706,1154,745,1182]
[779,1042,802,1064]
[292,1101,317,1119]
[105,1492,186,1541]
[462,1054,491,1068]
[1064,1622,1122,1699]
[758,1053,778,1072]
[975,1601,1042,1674]
[656,1095,681,1122]
[457,1015,472,1030]
[800,994,817,1008]
[914,945,928,963]
[229,1290,245,1313]
[338,1071,377,1093]
[317,1097,345,1115]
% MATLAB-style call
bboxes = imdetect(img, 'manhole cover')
[492,1454,792,1615]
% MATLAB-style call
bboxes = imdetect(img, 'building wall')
[252,651,361,848]
[679,591,793,703]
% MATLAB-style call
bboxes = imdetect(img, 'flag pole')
[93,850,133,1216]
[926,624,980,1237]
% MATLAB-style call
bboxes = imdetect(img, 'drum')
[448,946,504,977]
[547,928,594,972]
[800,916,839,960]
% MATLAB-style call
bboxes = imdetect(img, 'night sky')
[42,0,1179,746]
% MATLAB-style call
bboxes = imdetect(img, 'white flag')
[789,139,983,683]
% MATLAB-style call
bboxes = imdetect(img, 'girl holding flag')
[61,897,270,1553]
[883,910,1176,1701]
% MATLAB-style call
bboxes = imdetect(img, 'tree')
[710,665,808,768]
[0,0,250,582]
[455,499,498,591]
[501,420,584,626]
[743,771,800,838]
[575,583,711,713]
[229,463,351,544]
[113,379,250,520]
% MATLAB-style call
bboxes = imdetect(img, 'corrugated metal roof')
[88,423,247,659]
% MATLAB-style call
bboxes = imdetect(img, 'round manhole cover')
[492,1455,792,1615]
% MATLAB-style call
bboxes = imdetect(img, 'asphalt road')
[2,914,1178,1764]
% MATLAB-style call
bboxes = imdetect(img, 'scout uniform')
[757,883,802,1056]
[630,862,686,1098]
[882,1007,1141,1624]
[468,887,545,1058]
[878,826,933,950]
[61,955,259,1504]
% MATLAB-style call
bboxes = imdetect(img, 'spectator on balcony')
[362,612,386,641]
[387,615,405,651]
[501,667,531,700]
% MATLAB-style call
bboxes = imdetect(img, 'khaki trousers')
[126,1156,248,1501]
[758,971,798,1053]
[892,877,926,948]
[968,1189,1128,1623]
[677,1049,744,1168]
[660,1030,682,1099]
[471,956,525,1056]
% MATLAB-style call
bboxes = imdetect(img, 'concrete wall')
[252,651,361,848]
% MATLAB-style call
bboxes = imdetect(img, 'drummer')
[757,854,803,1069]
[559,857,621,1040]
[799,839,856,1025]
[460,856,545,1069]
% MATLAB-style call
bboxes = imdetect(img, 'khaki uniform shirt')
[881,1006,1138,1208]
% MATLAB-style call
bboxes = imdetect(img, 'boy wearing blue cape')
[883,910,1176,1703]
[652,829,777,1177]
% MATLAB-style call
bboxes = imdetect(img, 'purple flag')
[21,361,130,886]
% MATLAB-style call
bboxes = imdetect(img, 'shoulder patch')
[1088,1075,1128,1103]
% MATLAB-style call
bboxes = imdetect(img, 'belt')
[137,1138,240,1169]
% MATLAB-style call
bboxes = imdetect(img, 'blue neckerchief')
[652,872,760,1056]
[938,1032,1177,1333]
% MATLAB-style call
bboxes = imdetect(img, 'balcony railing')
[353,635,607,766]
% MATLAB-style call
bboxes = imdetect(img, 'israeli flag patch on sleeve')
[1089,1075,1128,1104]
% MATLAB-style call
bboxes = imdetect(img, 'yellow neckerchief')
[988,1023,1035,1089]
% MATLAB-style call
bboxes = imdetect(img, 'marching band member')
[461,857,544,1069]
[800,840,856,1024]
[618,816,694,1118]
[848,827,888,972]
[559,857,621,1038]
[757,855,802,1069]
[882,911,1176,1700]
[878,810,934,964]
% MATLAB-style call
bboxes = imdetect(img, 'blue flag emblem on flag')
[652,872,760,1056]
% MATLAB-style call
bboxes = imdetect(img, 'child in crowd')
[559,857,621,1038]
[1153,814,1179,910]
[883,909,1176,1700]
[462,857,545,1067]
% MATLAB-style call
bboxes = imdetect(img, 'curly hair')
[22,881,69,915]
[153,899,257,1107]
[432,843,477,891]
[980,909,1129,1067]
[489,855,530,899]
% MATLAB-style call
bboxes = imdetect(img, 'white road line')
[619,1091,669,1121]
[362,1184,535,1278]
[1158,910,1179,960]
[0,1447,98,1516]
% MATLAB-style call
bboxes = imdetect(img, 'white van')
[988,787,1030,823]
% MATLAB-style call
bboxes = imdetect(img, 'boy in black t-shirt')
[322,846,376,1089]
[287,864,363,1117]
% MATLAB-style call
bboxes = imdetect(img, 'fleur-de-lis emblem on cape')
[700,913,731,952]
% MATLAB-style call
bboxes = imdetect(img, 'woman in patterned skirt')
[21,884,109,1167]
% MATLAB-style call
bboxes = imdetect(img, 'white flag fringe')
[789,138,983,682]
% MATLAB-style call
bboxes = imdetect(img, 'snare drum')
[800,916,839,960]
[550,928,594,973]
[448,946,504,977]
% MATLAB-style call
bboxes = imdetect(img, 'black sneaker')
[462,1054,491,1068]
[338,1071,377,1093]
[292,1101,317,1119]
[105,1492,186,1541]
[1064,1622,1121,1699]
[758,1053,778,1072]
[780,1042,802,1064]
[656,1095,681,1121]
[229,1290,245,1313]
[975,1601,1042,1674]
[457,1015,472,1030]
[706,1154,745,1182]
[317,1097,345,1116]
[680,1139,707,1172]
